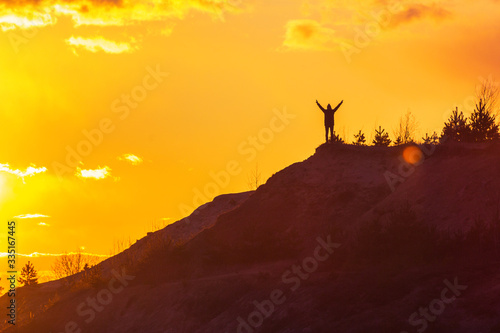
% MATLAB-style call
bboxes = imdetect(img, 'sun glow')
[0,173,6,203]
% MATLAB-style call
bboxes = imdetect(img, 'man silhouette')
[316,100,343,142]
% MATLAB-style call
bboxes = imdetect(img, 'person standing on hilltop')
[316,99,344,142]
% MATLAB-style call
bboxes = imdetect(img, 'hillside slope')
[3,142,500,333]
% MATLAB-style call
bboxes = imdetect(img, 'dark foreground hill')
[2,142,500,333]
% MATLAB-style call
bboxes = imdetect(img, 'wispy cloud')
[283,19,345,51]
[0,0,241,31]
[282,1,457,52]
[0,10,56,31]
[0,251,110,258]
[0,163,47,183]
[14,214,50,219]
[66,36,137,54]
[118,153,143,166]
[76,166,111,180]
[390,3,452,28]
[38,222,50,226]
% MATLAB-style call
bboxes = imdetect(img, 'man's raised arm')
[316,100,325,112]
[333,100,344,113]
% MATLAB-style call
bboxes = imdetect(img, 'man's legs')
[325,126,329,142]
[330,126,334,141]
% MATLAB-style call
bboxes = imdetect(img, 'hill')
[2,142,500,333]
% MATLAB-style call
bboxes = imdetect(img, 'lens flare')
[403,146,424,165]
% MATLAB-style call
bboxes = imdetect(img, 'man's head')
[327,104,332,110]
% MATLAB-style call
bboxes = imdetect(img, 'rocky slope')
[2,142,500,333]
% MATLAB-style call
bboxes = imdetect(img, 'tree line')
[344,78,499,146]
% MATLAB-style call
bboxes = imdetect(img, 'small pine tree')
[442,107,469,142]
[18,261,38,286]
[372,126,391,146]
[469,99,499,142]
[422,132,439,144]
[353,130,366,146]
[330,133,344,143]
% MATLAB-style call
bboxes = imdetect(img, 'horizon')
[1,0,500,268]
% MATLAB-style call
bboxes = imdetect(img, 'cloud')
[118,153,143,165]
[313,1,454,31]
[285,1,456,53]
[283,19,345,51]
[75,166,111,180]
[0,0,242,31]
[0,163,47,182]
[0,251,110,258]
[0,10,56,31]
[66,36,137,54]
[14,214,50,219]
[38,222,50,226]
[390,3,452,28]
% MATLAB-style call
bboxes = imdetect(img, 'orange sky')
[0,0,500,260]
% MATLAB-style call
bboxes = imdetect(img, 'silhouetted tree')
[247,163,262,190]
[476,75,499,118]
[353,130,366,145]
[394,111,417,145]
[52,250,98,280]
[422,132,439,144]
[18,261,38,286]
[442,107,469,142]
[469,99,499,142]
[372,126,391,146]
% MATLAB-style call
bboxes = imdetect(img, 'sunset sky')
[0,0,500,263]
